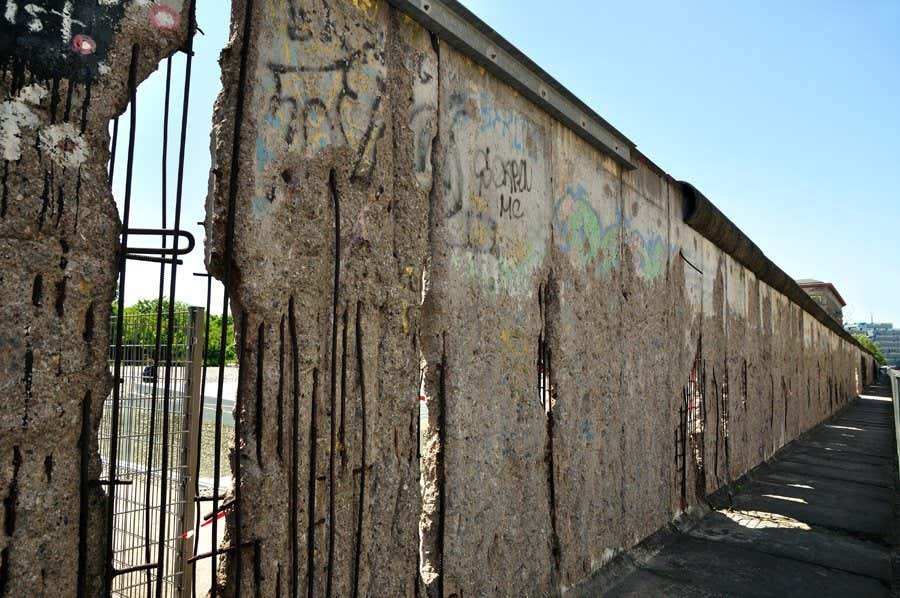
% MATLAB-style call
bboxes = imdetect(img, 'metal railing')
[889,368,900,477]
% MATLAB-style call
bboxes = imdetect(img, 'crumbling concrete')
[0,1,190,595]
[206,1,432,594]
[207,1,876,596]
[0,1,876,596]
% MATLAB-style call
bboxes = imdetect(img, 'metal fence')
[100,309,204,597]
[100,2,242,594]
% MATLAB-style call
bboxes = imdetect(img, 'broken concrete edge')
[0,1,193,595]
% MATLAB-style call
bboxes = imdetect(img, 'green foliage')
[205,312,237,366]
[853,333,887,366]
[111,299,236,366]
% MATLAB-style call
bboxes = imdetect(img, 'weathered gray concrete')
[207,1,432,594]
[0,2,191,595]
[585,381,897,597]
[205,1,879,596]
[0,1,880,596]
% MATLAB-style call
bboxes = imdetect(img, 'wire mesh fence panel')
[99,310,199,597]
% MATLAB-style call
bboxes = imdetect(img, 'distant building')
[846,322,900,367]
[797,279,846,325]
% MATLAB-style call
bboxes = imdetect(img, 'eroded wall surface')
[207,1,431,595]
[208,1,875,596]
[0,1,190,594]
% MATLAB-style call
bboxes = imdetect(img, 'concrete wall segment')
[0,1,193,595]
[0,0,876,595]
[206,1,435,594]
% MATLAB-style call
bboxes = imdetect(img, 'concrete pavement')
[582,380,899,597]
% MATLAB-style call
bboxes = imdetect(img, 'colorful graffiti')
[553,184,668,280]
[553,184,619,275]
[251,0,387,216]
[0,0,130,82]
[443,87,549,297]
[627,227,666,280]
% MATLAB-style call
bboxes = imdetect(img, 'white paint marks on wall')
[0,84,54,162]
[39,122,88,168]
[17,83,48,105]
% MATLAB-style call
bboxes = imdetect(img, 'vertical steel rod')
[143,55,174,597]
[156,4,197,596]
[104,44,141,597]
[211,0,256,594]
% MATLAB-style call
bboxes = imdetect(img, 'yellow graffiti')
[401,301,410,334]
[470,222,488,248]
[500,327,533,406]
[352,0,378,17]
[504,236,531,263]
[470,193,488,212]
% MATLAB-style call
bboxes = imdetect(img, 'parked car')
[142,364,157,383]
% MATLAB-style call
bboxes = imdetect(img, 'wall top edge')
[680,181,874,358]
[386,0,637,169]
[385,0,870,362]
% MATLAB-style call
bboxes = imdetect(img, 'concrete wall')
[0,1,872,595]
[0,1,191,594]
[206,2,875,595]
[206,1,429,594]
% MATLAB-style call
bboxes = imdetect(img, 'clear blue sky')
[117,0,899,325]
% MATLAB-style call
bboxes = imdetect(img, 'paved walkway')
[599,381,898,597]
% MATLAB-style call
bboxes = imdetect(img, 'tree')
[205,313,237,366]
[110,299,236,366]
[853,333,887,366]
[110,298,192,363]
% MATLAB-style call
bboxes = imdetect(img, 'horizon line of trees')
[110,298,237,366]
[852,333,887,366]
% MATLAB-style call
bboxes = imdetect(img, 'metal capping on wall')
[386,0,872,360]
[385,0,637,169]
[679,181,874,357]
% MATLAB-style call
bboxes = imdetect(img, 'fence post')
[180,307,205,595]
[889,369,900,478]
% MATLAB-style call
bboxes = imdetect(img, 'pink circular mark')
[72,34,96,55]
[149,5,180,31]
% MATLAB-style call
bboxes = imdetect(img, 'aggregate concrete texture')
[207,1,432,594]
[587,382,898,597]
[0,2,191,595]
[0,0,879,596]
[205,1,879,596]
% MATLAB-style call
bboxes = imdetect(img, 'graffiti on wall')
[443,87,549,296]
[406,50,436,188]
[627,227,666,280]
[0,1,185,226]
[0,0,183,82]
[499,321,536,416]
[252,0,386,216]
[553,183,619,275]
[553,184,667,280]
